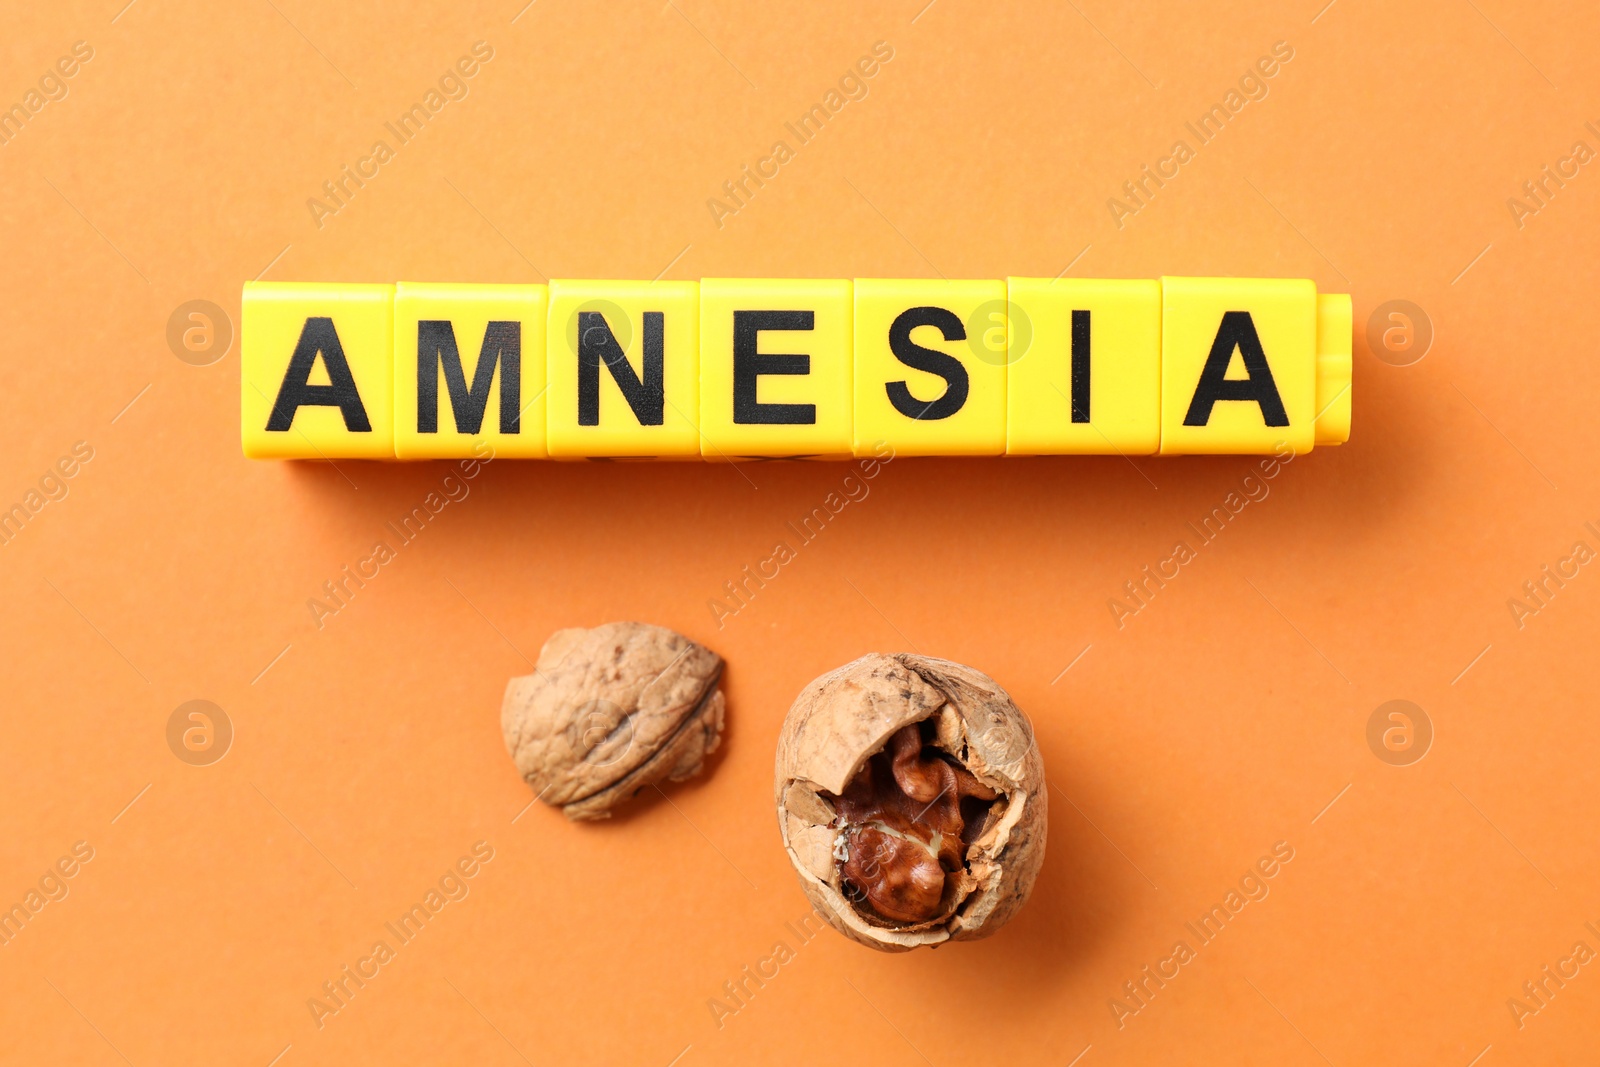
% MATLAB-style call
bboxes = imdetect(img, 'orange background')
[3,1,1598,1064]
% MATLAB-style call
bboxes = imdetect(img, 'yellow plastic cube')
[242,282,394,459]
[853,279,1007,457]
[1005,277,1160,455]
[393,282,548,459]
[1314,293,1353,447]
[1159,277,1318,455]
[698,279,852,459]
[545,280,700,458]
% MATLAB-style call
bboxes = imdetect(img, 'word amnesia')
[241,276,1351,460]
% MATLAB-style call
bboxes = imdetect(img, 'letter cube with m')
[393,282,548,458]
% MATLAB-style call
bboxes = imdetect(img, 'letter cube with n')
[393,282,548,458]
[545,280,700,458]
[242,282,394,459]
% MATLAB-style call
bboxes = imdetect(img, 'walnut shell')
[502,622,725,820]
[775,653,1046,951]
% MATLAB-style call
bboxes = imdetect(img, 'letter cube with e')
[1159,277,1318,455]
[545,280,700,458]
[698,278,853,459]
[242,282,395,459]
[853,279,1007,457]
[392,282,548,459]
[1005,278,1161,454]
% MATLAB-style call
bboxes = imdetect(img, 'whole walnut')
[502,622,725,820]
[775,653,1047,951]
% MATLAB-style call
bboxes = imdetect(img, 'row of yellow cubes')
[240,277,1351,459]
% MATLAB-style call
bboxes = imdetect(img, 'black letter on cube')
[417,320,521,434]
[886,306,969,420]
[266,316,372,432]
[578,311,664,426]
[733,310,816,425]
[1183,311,1289,427]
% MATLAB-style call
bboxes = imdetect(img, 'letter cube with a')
[1160,277,1319,455]
[242,282,394,459]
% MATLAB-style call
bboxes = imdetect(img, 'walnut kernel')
[775,653,1047,951]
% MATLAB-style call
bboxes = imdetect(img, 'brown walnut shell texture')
[775,653,1047,951]
[502,622,725,820]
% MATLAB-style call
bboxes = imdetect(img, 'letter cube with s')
[853,279,1007,457]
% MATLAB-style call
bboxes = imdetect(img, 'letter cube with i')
[242,282,395,459]
[1005,277,1161,454]
[698,279,853,459]
[545,280,700,458]
[392,282,548,459]
[852,279,1007,457]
